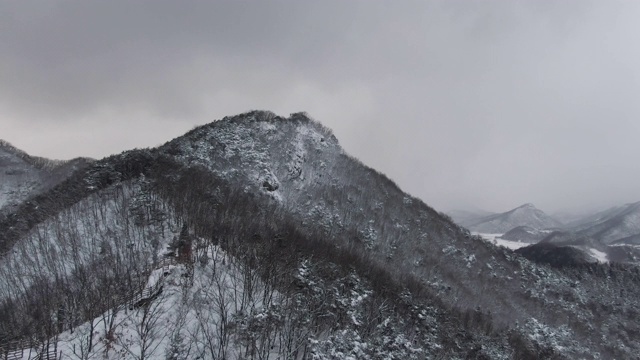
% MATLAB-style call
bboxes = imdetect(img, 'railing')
[0,339,57,360]
[1,339,29,360]
[114,256,179,310]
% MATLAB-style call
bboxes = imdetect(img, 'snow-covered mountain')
[612,233,640,246]
[533,201,640,264]
[466,203,563,234]
[564,203,635,230]
[1,111,640,359]
[0,140,92,214]
[539,202,640,247]
[573,201,640,244]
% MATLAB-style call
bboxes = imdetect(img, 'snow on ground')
[472,233,531,250]
[17,243,287,360]
[610,243,640,249]
[0,181,175,301]
[588,248,609,263]
[20,246,215,358]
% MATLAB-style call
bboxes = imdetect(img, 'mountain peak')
[466,202,562,233]
[516,203,537,210]
[158,110,345,202]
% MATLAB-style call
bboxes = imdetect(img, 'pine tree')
[165,332,188,360]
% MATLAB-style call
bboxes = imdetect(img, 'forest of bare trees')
[0,151,521,359]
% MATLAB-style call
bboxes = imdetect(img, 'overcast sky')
[1,1,639,214]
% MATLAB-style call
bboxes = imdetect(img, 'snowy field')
[472,233,531,250]
[473,233,610,263]
[588,248,609,263]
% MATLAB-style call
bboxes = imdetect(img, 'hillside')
[500,226,551,243]
[0,140,92,214]
[564,204,633,230]
[536,202,640,265]
[575,201,640,244]
[1,111,640,359]
[466,203,563,234]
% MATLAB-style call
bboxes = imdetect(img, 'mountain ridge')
[541,201,640,246]
[0,139,93,215]
[1,111,639,358]
[465,203,563,234]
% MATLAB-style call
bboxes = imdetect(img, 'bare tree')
[118,287,167,360]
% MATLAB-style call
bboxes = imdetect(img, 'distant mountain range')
[536,201,640,263]
[571,201,640,244]
[535,202,640,246]
[500,226,551,243]
[454,203,563,234]
[450,201,640,264]
[450,201,640,246]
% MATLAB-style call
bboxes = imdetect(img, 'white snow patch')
[18,244,284,360]
[610,243,640,249]
[473,233,531,250]
[588,248,609,263]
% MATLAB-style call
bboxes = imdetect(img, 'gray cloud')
[1,0,639,214]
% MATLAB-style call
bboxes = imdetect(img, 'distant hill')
[0,140,92,214]
[500,225,551,243]
[575,201,640,244]
[466,203,563,234]
[515,242,594,268]
[544,201,640,246]
[565,204,635,230]
[612,234,640,246]
[535,201,640,265]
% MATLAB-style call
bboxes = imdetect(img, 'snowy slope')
[0,140,91,214]
[0,142,47,212]
[161,111,339,205]
[0,179,175,302]
[612,233,640,246]
[30,246,271,360]
[541,201,640,249]
[500,226,552,243]
[472,232,531,250]
[565,204,633,230]
[14,244,463,360]
[576,201,640,244]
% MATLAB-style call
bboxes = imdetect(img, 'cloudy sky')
[2,1,639,214]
